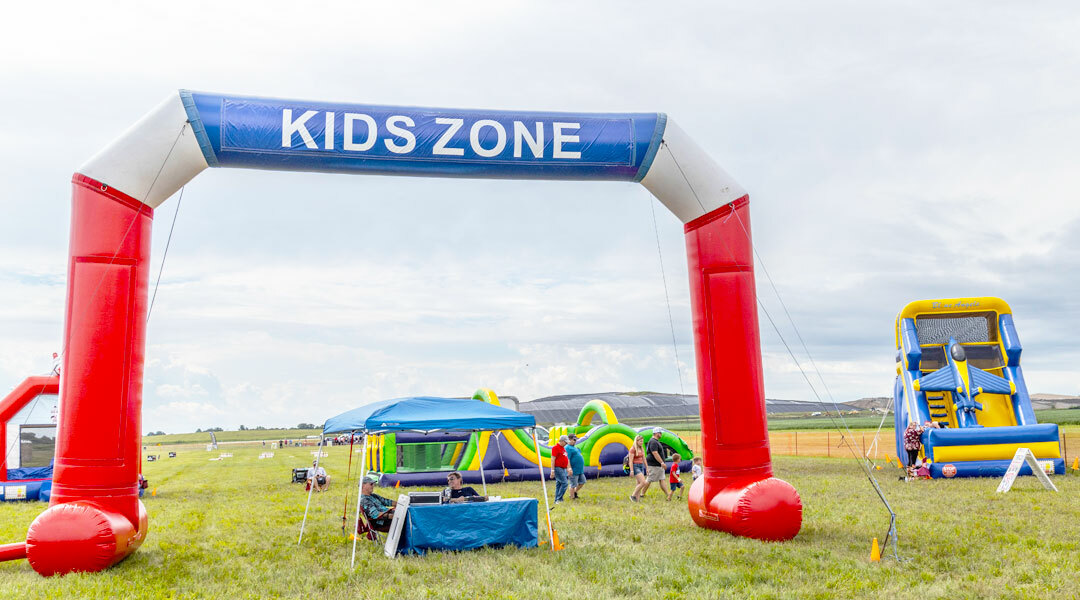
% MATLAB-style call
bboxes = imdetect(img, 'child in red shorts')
[667,453,683,500]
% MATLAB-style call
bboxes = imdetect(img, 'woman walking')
[628,435,647,501]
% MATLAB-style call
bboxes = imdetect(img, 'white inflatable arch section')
[80,93,744,219]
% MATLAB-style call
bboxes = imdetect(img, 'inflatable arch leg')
[24,175,151,575]
[684,198,802,541]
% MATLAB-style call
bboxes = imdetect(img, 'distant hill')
[519,392,866,424]
[844,394,1080,413]
[846,397,891,411]
[1030,394,1080,410]
[517,391,1080,424]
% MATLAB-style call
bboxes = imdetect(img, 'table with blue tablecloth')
[396,497,538,555]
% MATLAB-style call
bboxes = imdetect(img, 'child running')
[667,453,683,500]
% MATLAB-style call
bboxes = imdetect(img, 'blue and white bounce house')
[1,376,59,502]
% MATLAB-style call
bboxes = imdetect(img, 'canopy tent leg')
[350,434,369,569]
[478,432,488,496]
[340,432,356,533]
[297,434,325,544]
[532,428,554,550]
[493,431,508,481]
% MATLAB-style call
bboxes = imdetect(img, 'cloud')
[156,401,227,420]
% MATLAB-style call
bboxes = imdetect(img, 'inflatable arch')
[5,91,802,575]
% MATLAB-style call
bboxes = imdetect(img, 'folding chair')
[356,511,382,544]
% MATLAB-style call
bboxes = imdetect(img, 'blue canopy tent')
[322,396,536,434]
[299,397,552,565]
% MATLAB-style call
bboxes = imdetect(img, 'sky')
[1,2,1079,434]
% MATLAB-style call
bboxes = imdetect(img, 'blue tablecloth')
[397,498,538,555]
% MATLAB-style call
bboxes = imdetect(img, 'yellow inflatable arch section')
[577,399,619,427]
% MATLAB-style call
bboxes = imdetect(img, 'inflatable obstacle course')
[363,389,694,487]
[894,298,1064,477]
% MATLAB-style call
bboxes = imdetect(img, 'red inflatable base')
[25,501,148,576]
[688,476,802,541]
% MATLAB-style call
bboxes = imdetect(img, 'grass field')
[2,444,1079,599]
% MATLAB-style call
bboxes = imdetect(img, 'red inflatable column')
[24,174,151,575]
[685,197,802,541]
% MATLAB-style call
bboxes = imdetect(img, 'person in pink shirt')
[903,421,924,468]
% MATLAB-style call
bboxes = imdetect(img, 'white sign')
[384,495,411,558]
[996,448,1058,493]
[4,485,27,499]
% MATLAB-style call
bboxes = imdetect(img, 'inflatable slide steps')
[926,394,955,428]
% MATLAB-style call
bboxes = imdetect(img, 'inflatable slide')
[894,298,1064,477]
[0,376,59,502]
[365,389,694,486]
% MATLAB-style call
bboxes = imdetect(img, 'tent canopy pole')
[532,428,554,550]
[340,430,357,533]
[350,432,369,568]
[297,434,325,544]
[478,432,488,496]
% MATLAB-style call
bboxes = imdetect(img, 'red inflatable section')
[0,375,60,482]
[20,175,152,575]
[684,197,802,541]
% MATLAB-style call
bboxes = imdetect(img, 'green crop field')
[142,428,321,446]
[1,444,1078,599]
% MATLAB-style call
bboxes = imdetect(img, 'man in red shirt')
[550,435,571,504]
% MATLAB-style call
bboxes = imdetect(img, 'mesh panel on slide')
[915,313,993,345]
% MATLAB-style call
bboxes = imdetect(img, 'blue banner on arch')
[181,91,665,181]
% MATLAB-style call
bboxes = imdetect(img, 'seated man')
[359,475,396,532]
[441,471,487,503]
[307,460,330,492]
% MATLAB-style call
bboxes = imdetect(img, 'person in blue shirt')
[566,434,587,499]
